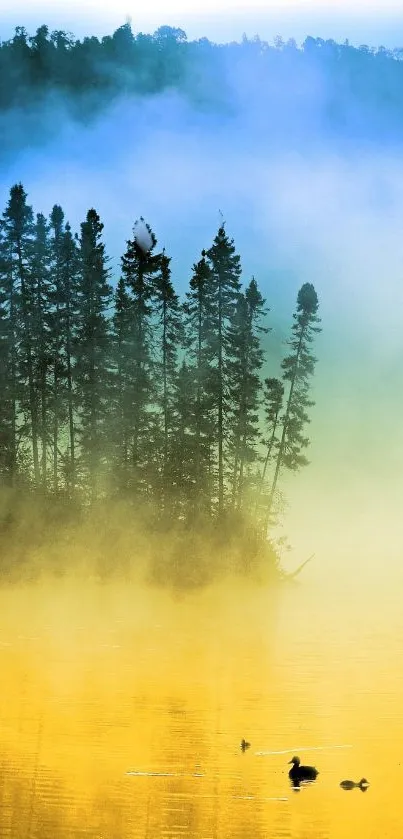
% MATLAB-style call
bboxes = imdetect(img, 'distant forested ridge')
[1,23,403,142]
[0,184,321,585]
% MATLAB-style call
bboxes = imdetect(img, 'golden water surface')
[0,572,401,838]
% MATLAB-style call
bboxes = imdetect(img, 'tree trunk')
[218,280,224,517]
[265,328,305,527]
[18,246,40,485]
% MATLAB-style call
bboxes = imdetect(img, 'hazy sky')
[2,0,403,571]
[3,0,403,47]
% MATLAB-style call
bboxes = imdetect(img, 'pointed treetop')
[296,282,319,316]
[50,204,64,228]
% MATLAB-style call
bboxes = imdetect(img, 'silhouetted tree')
[183,250,215,511]
[111,276,133,493]
[0,181,323,586]
[31,211,52,488]
[2,26,403,148]
[266,282,321,521]
[0,242,14,482]
[48,205,64,490]
[169,360,198,517]
[205,223,242,515]
[1,185,39,483]
[120,218,161,496]
[260,376,284,494]
[75,208,113,498]
[59,221,80,490]
[227,278,268,510]
[153,250,184,504]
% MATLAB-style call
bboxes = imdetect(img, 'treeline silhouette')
[2,23,403,140]
[0,184,320,586]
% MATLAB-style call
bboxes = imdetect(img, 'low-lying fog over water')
[2,14,403,839]
[0,573,401,838]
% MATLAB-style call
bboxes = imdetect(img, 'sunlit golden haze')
[0,575,402,837]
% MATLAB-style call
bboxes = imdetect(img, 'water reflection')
[0,577,401,837]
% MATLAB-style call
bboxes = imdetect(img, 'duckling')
[288,755,319,786]
[340,778,369,791]
[240,739,251,752]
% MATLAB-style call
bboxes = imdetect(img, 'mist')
[3,21,403,839]
[1,35,402,580]
[4,5,403,49]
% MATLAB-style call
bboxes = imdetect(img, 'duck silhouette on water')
[288,756,319,789]
[240,739,251,752]
[340,778,369,791]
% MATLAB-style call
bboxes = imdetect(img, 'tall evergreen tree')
[183,251,215,513]
[120,218,161,496]
[58,220,80,491]
[1,184,38,483]
[31,212,52,488]
[0,241,14,482]
[266,282,321,521]
[48,205,65,491]
[205,223,242,516]
[227,277,268,511]
[153,250,184,503]
[75,208,112,498]
[259,377,284,500]
[169,360,198,517]
[111,276,133,493]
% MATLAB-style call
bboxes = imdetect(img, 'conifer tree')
[120,218,161,496]
[75,208,112,498]
[153,250,184,502]
[169,360,198,517]
[1,184,39,483]
[48,205,65,490]
[260,376,284,493]
[205,223,242,515]
[227,277,268,511]
[111,276,133,493]
[32,212,52,488]
[266,282,321,520]
[183,251,215,512]
[58,220,80,490]
[0,243,14,482]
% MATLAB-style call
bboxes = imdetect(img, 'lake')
[0,571,401,838]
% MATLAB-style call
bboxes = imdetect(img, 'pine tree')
[111,276,133,493]
[153,250,184,504]
[47,219,81,492]
[183,251,215,513]
[260,377,284,498]
[227,277,268,511]
[75,208,113,499]
[1,184,39,484]
[48,205,65,491]
[170,360,197,517]
[266,282,321,521]
[120,218,161,497]
[0,241,14,482]
[205,223,242,516]
[31,212,52,488]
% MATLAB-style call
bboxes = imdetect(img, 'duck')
[340,778,369,791]
[288,755,319,787]
[240,739,251,752]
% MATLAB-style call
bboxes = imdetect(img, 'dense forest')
[1,23,403,143]
[0,183,320,586]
